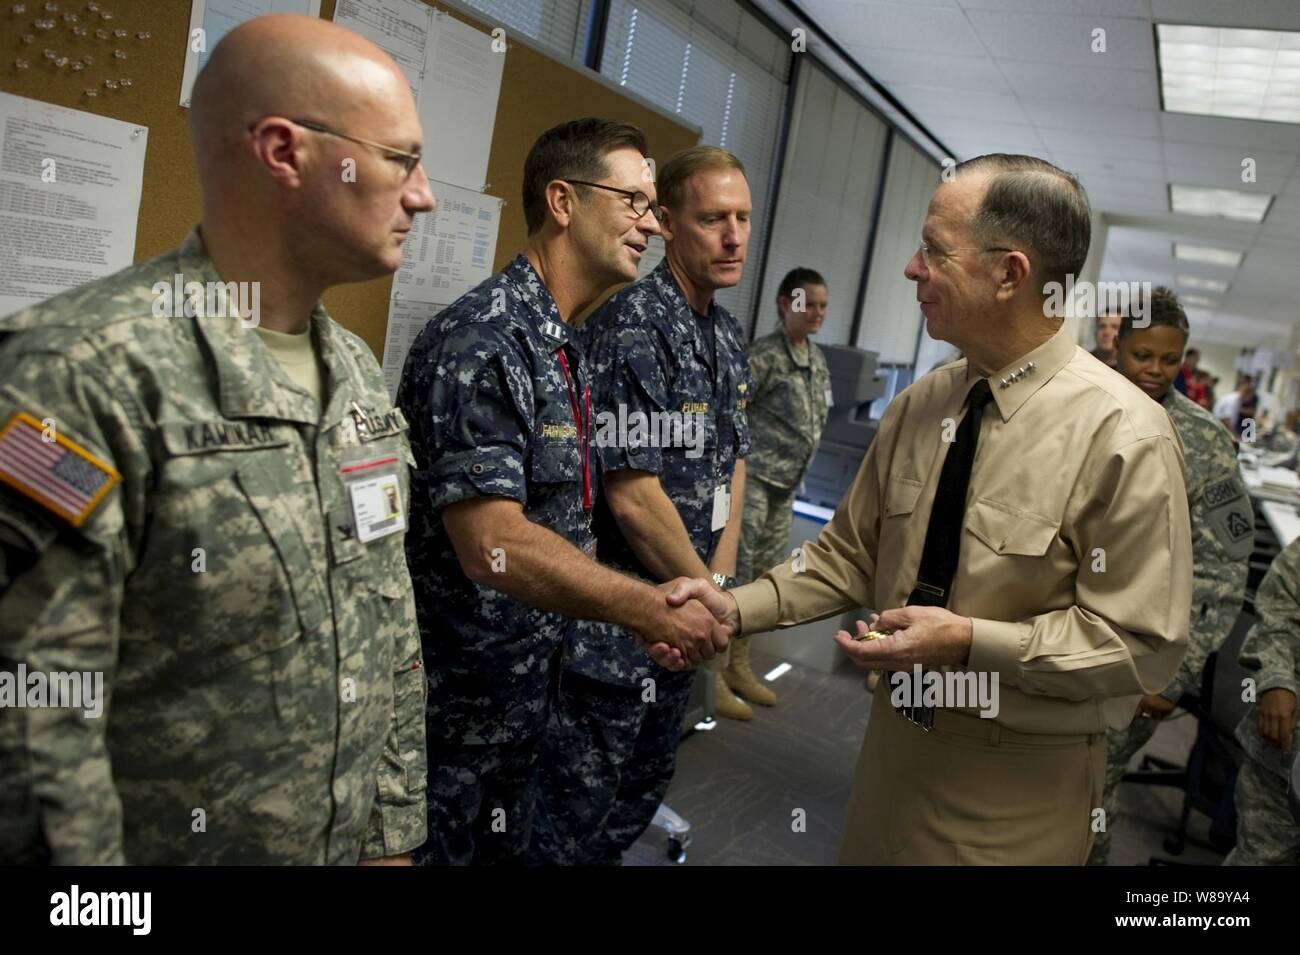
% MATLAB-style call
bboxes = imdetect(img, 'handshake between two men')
[638,578,978,674]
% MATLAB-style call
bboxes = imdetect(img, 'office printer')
[801,344,886,511]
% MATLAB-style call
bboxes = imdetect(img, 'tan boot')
[724,637,778,707]
[713,647,753,721]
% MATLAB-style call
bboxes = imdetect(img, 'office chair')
[1145,609,1255,860]
[1290,749,1300,827]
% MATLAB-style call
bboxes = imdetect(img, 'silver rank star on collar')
[998,360,1037,389]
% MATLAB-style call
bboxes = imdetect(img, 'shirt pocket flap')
[884,477,923,517]
[967,498,1059,557]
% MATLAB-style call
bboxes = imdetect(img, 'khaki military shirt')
[733,321,1193,736]
[0,229,426,864]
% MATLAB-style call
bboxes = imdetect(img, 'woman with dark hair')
[720,267,832,719]
[1089,286,1254,864]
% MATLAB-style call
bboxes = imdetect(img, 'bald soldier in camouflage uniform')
[1225,536,1300,864]
[530,146,754,865]
[1090,289,1253,865]
[0,16,435,863]
[726,267,832,719]
[399,120,719,865]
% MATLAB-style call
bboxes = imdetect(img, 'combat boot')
[713,647,753,720]
[723,637,777,706]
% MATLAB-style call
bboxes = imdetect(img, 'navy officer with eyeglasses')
[396,118,728,866]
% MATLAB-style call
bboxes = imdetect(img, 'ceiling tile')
[888,84,1031,123]
[808,1,986,55]
[996,59,1160,106]
[1150,0,1300,31]
[959,0,1150,17]
[967,10,1157,70]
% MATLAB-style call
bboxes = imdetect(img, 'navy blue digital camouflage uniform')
[529,259,752,864]
[397,254,594,865]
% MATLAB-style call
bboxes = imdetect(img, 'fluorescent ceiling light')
[1158,24,1300,123]
[1178,273,1230,293]
[1170,184,1272,222]
[1181,294,1220,307]
[1174,243,1244,268]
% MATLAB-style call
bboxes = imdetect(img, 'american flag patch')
[0,411,119,526]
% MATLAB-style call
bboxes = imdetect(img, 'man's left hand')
[833,606,973,671]
[359,853,413,866]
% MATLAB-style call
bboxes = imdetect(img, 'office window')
[459,0,593,62]
[857,136,940,365]
[758,62,888,345]
[601,0,790,330]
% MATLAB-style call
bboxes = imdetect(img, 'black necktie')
[892,378,993,728]
[908,378,993,608]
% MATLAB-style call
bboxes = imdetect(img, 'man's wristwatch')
[712,573,737,591]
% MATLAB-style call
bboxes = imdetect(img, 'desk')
[1242,466,1300,505]
[1260,500,1300,549]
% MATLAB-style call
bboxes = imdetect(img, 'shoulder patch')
[1224,509,1253,542]
[0,412,119,526]
[1203,478,1244,510]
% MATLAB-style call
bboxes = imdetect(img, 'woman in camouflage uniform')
[721,268,832,719]
[1089,286,1253,864]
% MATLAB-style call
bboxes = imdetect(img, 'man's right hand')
[1258,687,1298,750]
[663,576,740,639]
[641,595,728,667]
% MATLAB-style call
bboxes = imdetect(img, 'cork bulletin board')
[0,0,699,358]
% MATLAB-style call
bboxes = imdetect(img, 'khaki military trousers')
[838,686,1106,865]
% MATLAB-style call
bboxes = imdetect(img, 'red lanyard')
[555,349,592,512]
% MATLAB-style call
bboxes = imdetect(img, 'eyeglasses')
[288,119,423,178]
[561,179,658,219]
[918,241,1015,269]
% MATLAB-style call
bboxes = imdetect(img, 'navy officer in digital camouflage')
[529,145,755,865]
[397,119,728,866]
[0,14,435,864]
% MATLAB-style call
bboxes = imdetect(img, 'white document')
[180,0,322,107]
[381,298,446,400]
[332,0,434,102]
[0,93,147,318]
[1259,466,1300,492]
[392,179,501,305]
[418,12,505,190]
[711,484,731,532]
[349,471,406,542]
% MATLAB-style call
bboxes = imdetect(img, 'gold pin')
[855,628,893,642]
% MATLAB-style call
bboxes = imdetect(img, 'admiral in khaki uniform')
[670,154,1193,864]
